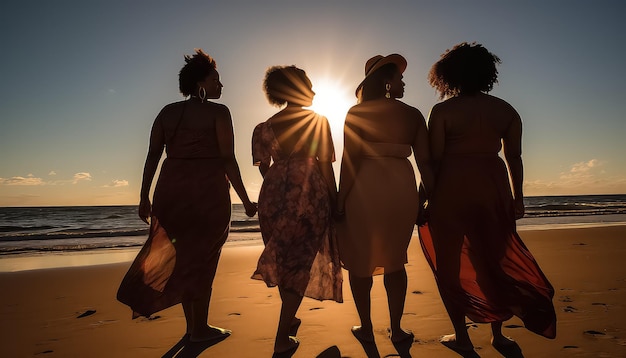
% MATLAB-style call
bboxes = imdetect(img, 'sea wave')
[0,220,261,242]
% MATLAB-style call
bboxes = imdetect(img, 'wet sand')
[1,226,625,357]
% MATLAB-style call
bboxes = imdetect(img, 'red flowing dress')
[419,95,556,339]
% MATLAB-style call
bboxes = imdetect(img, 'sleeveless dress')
[418,106,557,338]
[117,102,231,318]
[337,141,419,277]
[250,119,343,302]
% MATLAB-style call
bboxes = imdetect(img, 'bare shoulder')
[483,94,518,112]
[205,101,230,114]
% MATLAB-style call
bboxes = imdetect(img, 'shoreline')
[1,222,626,273]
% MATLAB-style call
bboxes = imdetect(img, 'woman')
[251,65,343,357]
[336,54,434,347]
[419,42,556,353]
[117,49,257,343]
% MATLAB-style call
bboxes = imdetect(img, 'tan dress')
[337,141,419,277]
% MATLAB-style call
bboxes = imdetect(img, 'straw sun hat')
[355,53,407,97]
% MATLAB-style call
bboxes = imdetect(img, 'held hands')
[416,198,430,226]
[138,198,152,224]
[334,203,345,221]
[244,201,258,217]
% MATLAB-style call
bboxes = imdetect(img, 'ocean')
[1,194,625,256]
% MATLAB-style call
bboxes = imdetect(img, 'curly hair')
[428,42,501,99]
[178,49,217,97]
[263,65,313,107]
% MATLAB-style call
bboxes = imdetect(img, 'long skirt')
[418,155,556,338]
[117,158,231,318]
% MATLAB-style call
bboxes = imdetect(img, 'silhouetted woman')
[117,49,257,343]
[337,54,434,349]
[251,65,343,357]
[419,42,556,354]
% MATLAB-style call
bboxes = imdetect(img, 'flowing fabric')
[337,141,419,277]
[418,155,556,338]
[251,119,343,302]
[118,102,232,318]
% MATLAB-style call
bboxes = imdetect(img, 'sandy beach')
[1,225,626,357]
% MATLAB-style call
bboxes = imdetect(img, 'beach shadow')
[440,341,480,358]
[493,341,524,358]
[161,333,230,358]
[391,336,414,358]
[354,339,381,358]
[316,345,342,358]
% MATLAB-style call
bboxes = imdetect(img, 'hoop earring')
[198,87,206,102]
[385,83,391,99]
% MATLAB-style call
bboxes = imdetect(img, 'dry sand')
[1,226,625,357]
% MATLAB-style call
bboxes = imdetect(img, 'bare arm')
[216,106,257,217]
[413,109,435,199]
[337,110,362,214]
[257,163,270,178]
[138,116,165,224]
[503,110,524,219]
[427,104,445,177]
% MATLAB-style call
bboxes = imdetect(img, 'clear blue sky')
[1,0,625,206]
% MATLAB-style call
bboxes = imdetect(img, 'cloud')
[103,179,129,188]
[0,176,45,186]
[525,159,626,195]
[73,172,92,184]
[48,171,57,176]
[569,159,598,173]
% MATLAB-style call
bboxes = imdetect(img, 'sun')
[308,79,355,129]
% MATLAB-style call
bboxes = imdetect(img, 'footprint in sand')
[584,330,613,339]
[228,312,241,316]
[563,305,578,313]
[90,319,117,327]
[309,307,323,311]
[76,309,96,318]
[504,324,523,329]
[139,315,161,321]
[558,295,573,302]
[412,290,423,294]
[34,350,54,355]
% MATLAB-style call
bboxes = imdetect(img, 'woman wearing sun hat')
[337,54,434,348]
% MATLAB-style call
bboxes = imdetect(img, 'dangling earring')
[198,87,206,102]
[385,83,391,99]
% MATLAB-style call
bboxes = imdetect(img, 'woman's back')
[156,100,226,158]
[347,99,422,145]
[269,107,333,160]
[429,93,520,156]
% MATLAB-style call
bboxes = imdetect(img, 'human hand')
[333,202,345,222]
[514,198,525,220]
[244,201,258,217]
[416,199,429,226]
[333,208,345,222]
[416,206,429,226]
[138,198,152,224]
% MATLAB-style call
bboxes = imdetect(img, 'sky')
[1,0,625,207]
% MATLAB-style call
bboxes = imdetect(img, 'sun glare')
[308,79,355,128]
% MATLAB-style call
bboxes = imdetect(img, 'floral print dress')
[251,116,343,302]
